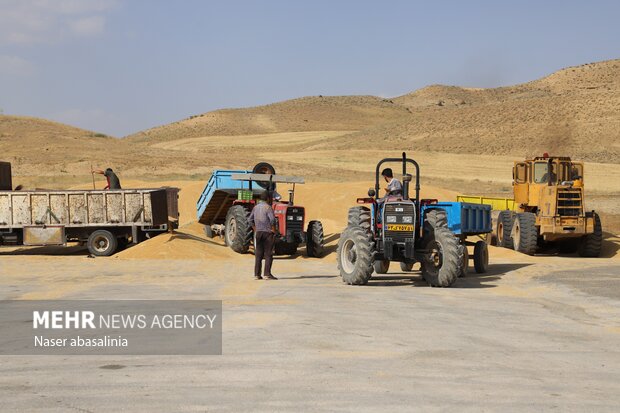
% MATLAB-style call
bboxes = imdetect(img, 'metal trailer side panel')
[422,202,492,235]
[0,194,10,225]
[196,170,250,223]
[12,194,30,225]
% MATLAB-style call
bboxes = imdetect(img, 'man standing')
[92,168,122,190]
[249,191,277,280]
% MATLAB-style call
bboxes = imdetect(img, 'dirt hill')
[127,95,411,143]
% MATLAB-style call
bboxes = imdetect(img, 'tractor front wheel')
[337,226,374,285]
[306,220,325,257]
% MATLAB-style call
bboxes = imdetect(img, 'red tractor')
[197,162,325,257]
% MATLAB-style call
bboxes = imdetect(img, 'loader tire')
[400,262,414,272]
[420,226,460,287]
[497,211,515,249]
[306,220,325,257]
[224,205,253,254]
[347,206,371,232]
[374,260,390,274]
[337,226,374,285]
[579,212,602,257]
[87,230,118,257]
[473,240,489,273]
[512,212,538,255]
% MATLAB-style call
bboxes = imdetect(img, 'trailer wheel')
[306,220,325,257]
[579,212,602,257]
[347,206,371,231]
[87,230,118,257]
[458,243,469,277]
[496,211,515,249]
[374,260,390,274]
[337,226,374,285]
[473,240,489,273]
[420,227,460,287]
[400,262,414,272]
[224,205,252,254]
[512,212,538,255]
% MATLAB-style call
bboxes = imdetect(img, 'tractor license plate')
[386,224,414,231]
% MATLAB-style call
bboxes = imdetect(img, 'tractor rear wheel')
[420,227,460,287]
[347,206,371,231]
[400,262,414,272]
[374,260,390,274]
[473,240,489,273]
[512,212,538,255]
[224,205,253,254]
[306,220,325,257]
[579,212,602,257]
[496,211,515,249]
[337,226,374,285]
[425,209,448,228]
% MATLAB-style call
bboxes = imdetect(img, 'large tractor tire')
[224,205,253,254]
[473,240,489,273]
[306,220,325,257]
[347,206,371,231]
[373,260,390,274]
[337,226,374,285]
[420,226,461,287]
[496,210,515,249]
[87,230,118,257]
[579,212,602,257]
[275,242,298,256]
[252,162,276,189]
[512,212,538,255]
[424,209,448,228]
[400,262,414,272]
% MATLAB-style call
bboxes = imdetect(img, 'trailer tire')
[497,211,515,249]
[306,220,325,257]
[204,225,214,239]
[224,205,252,254]
[337,226,374,285]
[512,212,538,255]
[87,230,118,257]
[400,262,414,272]
[579,212,602,257]
[473,240,489,273]
[458,243,469,277]
[374,260,390,274]
[347,206,371,231]
[420,227,460,287]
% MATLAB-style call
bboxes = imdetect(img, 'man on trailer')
[92,167,122,190]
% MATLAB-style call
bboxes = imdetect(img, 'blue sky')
[1,0,619,136]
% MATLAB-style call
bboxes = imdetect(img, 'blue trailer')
[196,163,325,257]
[421,202,492,275]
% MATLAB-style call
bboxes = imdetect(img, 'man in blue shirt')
[249,191,277,280]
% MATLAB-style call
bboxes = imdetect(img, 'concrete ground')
[1,248,619,412]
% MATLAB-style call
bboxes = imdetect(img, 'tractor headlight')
[386,215,397,223]
[287,216,294,221]
[296,216,303,221]
[402,216,413,224]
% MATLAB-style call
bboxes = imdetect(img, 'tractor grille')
[557,188,582,217]
[383,202,416,243]
[286,207,304,235]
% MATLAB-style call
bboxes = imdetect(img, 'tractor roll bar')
[374,152,421,203]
